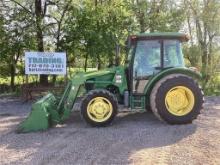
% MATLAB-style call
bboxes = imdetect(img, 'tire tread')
[150,74,204,124]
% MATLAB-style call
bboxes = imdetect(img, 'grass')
[1,68,220,96]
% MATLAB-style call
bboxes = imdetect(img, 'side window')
[164,40,184,67]
[133,40,160,78]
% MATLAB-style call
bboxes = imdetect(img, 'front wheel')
[80,89,118,127]
[150,74,204,124]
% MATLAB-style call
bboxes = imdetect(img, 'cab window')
[163,40,184,68]
[133,40,160,78]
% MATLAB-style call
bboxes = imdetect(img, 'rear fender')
[144,67,202,97]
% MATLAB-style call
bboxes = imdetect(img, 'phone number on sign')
[28,64,64,68]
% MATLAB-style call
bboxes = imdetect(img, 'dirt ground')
[0,97,220,165]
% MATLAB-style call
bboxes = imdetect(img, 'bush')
[204,73,220,96]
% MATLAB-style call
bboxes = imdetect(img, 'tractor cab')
[126,33,189,73]
[126,33,190,108]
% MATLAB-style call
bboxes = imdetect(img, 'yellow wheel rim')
[87,97,113,122]
[165,86,195,116]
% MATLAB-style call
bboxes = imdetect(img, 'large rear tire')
[80,89,118,127]
[150,74,204,124]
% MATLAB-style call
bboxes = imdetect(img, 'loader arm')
[58,73,87,121]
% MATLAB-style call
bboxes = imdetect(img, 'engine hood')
[71,66,124,79]
[69,66,127,95]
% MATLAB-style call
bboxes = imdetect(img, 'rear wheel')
[150,74,204,124]
[80,89,118,127]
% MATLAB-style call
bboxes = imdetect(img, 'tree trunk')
[97,55,101,70]
[201,45,210,88]
[10,52,20,91]
[139,13,145,33]
[10,63,15,91]
[208,35,214,66]
[35,0,48,85]
[84,53,88,72]
[201,48,208,73]
[109,55,113,66]
[115,44,120,66]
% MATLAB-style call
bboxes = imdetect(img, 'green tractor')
[18,32,204,133]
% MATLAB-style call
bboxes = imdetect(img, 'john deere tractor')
[18,32,204,133]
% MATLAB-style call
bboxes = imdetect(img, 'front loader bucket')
[17,93,61,133]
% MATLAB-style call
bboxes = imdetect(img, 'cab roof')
[130,32,189,42]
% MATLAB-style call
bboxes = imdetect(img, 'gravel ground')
[0,96,220,165]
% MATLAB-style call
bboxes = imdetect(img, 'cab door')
[130,40,161,109]
[130,40,162,110]
[132,40,161,94]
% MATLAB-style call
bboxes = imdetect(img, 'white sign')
[25,52,66,75]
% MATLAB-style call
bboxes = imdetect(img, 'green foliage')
[130,0,185,32]
[0,0,219,95]
[183,45,202,68]
[204,73,220,96]
[63,0,134,70]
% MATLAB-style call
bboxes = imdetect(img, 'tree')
[184,0,220,87]
[0,1,36,90]
[0,0,72,85]
[64,0,134,71]
[130,0,185,32]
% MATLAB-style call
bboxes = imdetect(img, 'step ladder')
[130,94,146,110]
